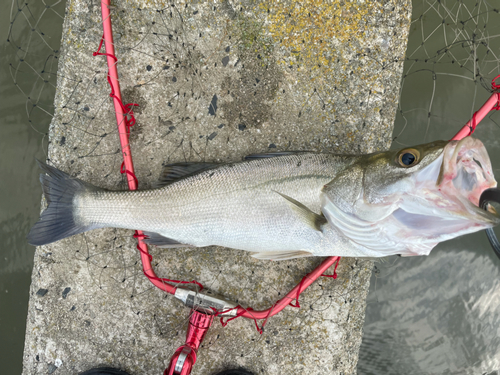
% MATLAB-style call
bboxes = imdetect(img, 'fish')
[28,136,499,260]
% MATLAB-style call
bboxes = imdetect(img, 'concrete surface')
[22,0,411,374]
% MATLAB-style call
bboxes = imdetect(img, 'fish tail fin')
[27,161,102,246]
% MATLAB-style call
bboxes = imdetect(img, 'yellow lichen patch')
[261,0,383,74]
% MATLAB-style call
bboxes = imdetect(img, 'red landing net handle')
[164,310,214,375]
[452,75,500,141]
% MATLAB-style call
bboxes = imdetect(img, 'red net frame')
[95,0,500,334]
[95,0,341,331]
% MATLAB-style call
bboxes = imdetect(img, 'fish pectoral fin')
[155,162,220,188]
[142,231,192,248]
[274,191,327,231]
[250,250,313,260]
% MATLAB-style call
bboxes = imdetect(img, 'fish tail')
[27,161,103,246]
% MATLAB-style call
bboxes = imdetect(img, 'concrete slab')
[22,1,411,374]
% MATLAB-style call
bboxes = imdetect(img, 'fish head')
[322,137,500,256]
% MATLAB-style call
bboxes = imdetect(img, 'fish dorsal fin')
[250,250,313,260]
[275,191,327,231]
[143,231,191,248]
[155,162,219,188]
[244,151,309,160]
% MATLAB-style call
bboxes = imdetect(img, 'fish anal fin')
[155,162,220,188]
[143,231,191,248]
[250,250,313,261]
[275,191,327,231]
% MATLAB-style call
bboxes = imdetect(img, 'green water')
[0,1,66,373]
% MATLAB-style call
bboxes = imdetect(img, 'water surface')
[0,1,65,373]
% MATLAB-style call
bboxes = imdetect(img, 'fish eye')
[397,148,420,168]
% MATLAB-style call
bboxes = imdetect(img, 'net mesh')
[8,0,66,136]
[393,0,500,146]
[359,1,500,373]
[9,0,500,374]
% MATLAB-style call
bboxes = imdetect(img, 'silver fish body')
[28,137,500,260]
[75,153,356,258]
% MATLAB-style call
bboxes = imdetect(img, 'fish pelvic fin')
[274,191,327,231]
[250,250,313,260]
[27,161,103,246]
[142,231,192,248]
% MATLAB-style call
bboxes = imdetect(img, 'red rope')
[92,35,116,61]
[121,162,139,187]
[219,306,246,326]
[289,276,307,308]
[133,232,153,261]
[491,74,500,91]
[493,94,500,112]
[289,257,340,308]
[94,34,138,136]
[321,256,340,279]
[145,272,204,291]
[132,232,204,291]
[217,306,269,334]
[468,111,478,136]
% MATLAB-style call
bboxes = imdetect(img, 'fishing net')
[393,0,500,146]
[13,0,388,374]
[358,1,500,374]
[8,0,500,374]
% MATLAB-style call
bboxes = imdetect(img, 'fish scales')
[75,153,355,253]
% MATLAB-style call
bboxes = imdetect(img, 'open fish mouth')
[395,137,499,238]
[437,137,497,208]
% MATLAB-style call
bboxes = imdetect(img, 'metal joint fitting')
[174,288,239,316]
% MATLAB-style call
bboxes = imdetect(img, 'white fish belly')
[157,188,323,252]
